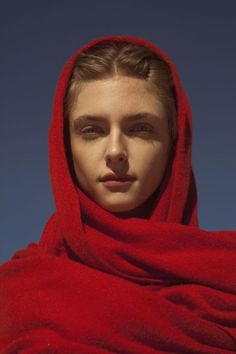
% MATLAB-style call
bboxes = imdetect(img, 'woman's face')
[69,76,171,213]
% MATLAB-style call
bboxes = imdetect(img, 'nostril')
[106,152,128,163]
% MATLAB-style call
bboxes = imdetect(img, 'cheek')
[133,144,170,185]
[71,143,99,179]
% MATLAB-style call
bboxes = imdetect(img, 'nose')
[105,130,128,164]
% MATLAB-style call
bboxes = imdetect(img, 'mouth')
[99,173,136,189]
[99,173,136,182]
[101,179,135,191]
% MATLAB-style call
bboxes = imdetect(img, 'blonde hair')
[64,40,177,147]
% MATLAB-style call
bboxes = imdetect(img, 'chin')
[99,200,137,213]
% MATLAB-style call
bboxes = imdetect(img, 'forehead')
[76,76,158,101]
[70,76,166,122]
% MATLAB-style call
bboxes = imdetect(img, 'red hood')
[49,35,198,247]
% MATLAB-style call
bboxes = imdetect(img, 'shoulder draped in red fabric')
[1,35,236,353]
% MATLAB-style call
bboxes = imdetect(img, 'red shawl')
[1,35,236,353]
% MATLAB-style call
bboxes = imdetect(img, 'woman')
[0,35,235,353]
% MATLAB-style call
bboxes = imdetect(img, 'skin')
[68,76,171,218]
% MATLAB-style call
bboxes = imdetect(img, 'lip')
[99,173,136,182]
[102,180,133,187]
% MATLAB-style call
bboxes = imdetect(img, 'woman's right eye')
[81,126,103,139]
[82,127,99,133]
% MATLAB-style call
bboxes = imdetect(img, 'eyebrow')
[73,112,161,124]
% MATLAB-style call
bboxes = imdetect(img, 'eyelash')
[80,125,153,138]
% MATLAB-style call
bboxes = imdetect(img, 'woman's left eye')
[130,124,153,133]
